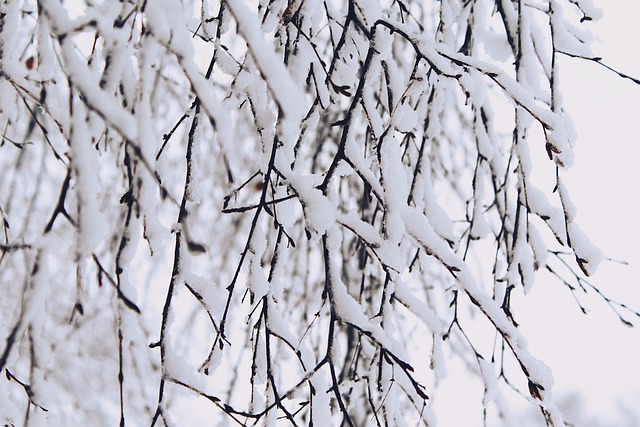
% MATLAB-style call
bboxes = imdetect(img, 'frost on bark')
[0,0,637,426]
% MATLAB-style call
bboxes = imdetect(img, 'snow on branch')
[1,0,638,426]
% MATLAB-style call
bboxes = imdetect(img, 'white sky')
[519,0,640,423]
[432,2,640,425]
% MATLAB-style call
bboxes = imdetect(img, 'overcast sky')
[431,2,640,425]
[520,0,640,423]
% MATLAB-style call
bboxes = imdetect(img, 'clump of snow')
[528,223,549,270]
[164,334,202,387]
[343,130,384,198]
[557,178,603,275]
[273,186,297,230]
[339,211,404,273]
[362,86,384,138]
[520,244,536,294]
[419,163,456,245]
[352,0,382,26]
[69,100,108,258]
[460,71,488,108]
[557,179,576,223]
[393,278,443,333]
[550,0,597,58]
[393,102,418,133]
[470,167,491,239]
[380,136,409,245]
[0,380,21,427]
[526,186,567,245]
[311,372,332,424]
[474,2,512,62]
[573,0,603,20]
[288,36,314,88]
[276,157,335,237]
[248,225,269,300]
[566,222,603,276]
[479,359,498,404]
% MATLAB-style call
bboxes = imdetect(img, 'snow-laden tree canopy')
[1,0,636,425]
